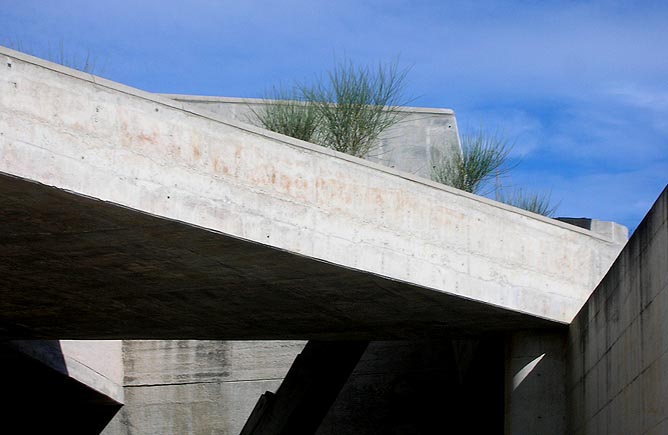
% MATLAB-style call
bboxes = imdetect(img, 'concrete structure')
[103,340,306,435]
[0,47,623,336]
[567,187,668,434]
[1,44,666,435]
[162,94,461,179]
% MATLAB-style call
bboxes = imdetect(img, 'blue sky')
[1,0,666,232]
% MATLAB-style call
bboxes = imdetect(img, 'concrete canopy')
[1,172,558,339]
[0,47,623,339]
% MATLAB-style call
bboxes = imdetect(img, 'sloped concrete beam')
[0,46,624,340]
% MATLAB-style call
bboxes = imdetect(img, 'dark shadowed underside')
[0,172,560,340]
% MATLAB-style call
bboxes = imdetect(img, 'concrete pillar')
[505,330,567,435]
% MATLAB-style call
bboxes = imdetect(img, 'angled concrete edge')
[0,45,625,327]
[7,340,124,403]
[0,44,619,239]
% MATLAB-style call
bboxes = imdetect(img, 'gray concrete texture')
[567,186,668,434]
[162,94,462,179]
[505,331,567,435]
[3,45,656,435]
[0,172,565,340]
[103,339,506,435]
[102,340,306,435]
[0,46,625,337]
[557,217,629,246]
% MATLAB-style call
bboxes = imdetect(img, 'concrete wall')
[0,46,625,325]
[162,95,461,179]
[567,186,668,434]
[102,340,305,435]
[505,331,567,435]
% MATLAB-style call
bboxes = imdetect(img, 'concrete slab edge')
[159,93,457,115]
[0,45,620,243]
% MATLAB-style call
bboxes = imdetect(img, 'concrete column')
[505,330,567,435]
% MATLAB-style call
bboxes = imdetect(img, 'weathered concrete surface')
[557,218,629,246]
[567,186,668,434]
[0,173,559,339]
[162,94,461,179]
[0,46,625,341]
[104,339,508,435]
[505,331,567,435]
[102,340,305,435]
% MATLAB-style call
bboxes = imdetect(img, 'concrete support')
[505,331,568,435]
[102,340,306,435]
[240,341,368,435]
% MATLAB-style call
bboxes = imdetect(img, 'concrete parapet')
[161,94,461,179]
[557,217,629,246]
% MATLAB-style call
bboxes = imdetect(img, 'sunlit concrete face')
[0,46,624,340]
[161,94,462,179]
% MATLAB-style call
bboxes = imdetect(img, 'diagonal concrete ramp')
[0,47,624,339]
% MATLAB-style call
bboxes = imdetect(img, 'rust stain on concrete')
[137,132,157,145]
[279,174,292,194]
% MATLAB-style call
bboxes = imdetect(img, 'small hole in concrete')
[155,108,159,112]
[167,196,170,199]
